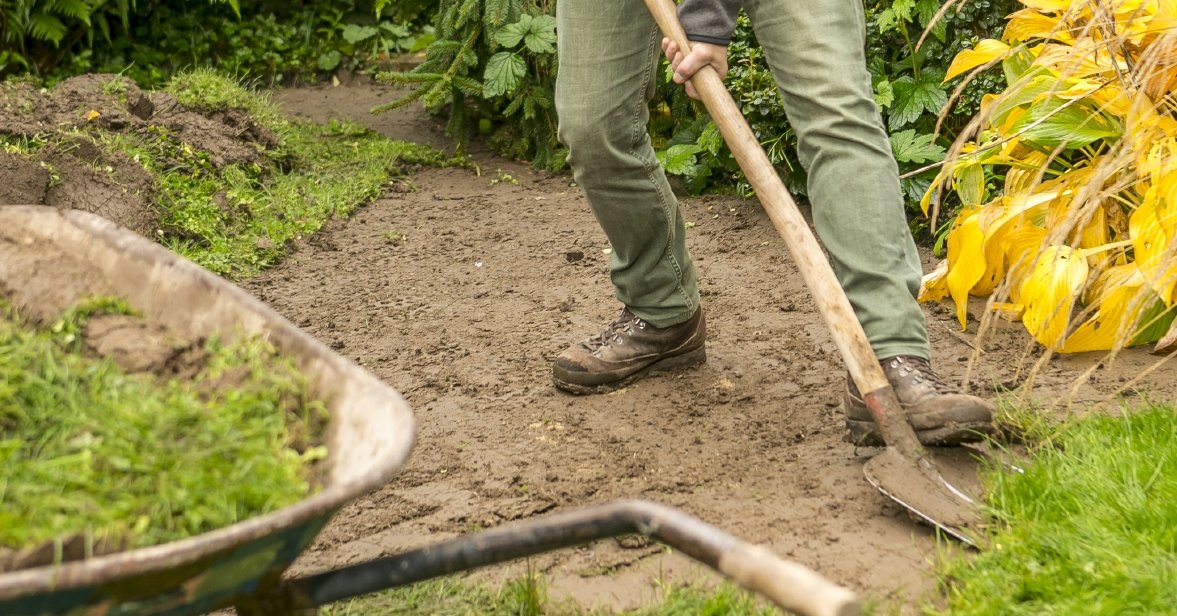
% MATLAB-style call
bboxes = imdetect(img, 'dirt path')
[246,83,1177,612]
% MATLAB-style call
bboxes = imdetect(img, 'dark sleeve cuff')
[685,33,731,47]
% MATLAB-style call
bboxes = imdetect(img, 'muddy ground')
[4,74,1173,611]
[233,83,1177,611]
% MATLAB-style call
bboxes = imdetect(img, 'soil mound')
[0,74,279,236]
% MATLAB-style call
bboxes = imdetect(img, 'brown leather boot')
[843,355,995,446]
[553,307,706,394]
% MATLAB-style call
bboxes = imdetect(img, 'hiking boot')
[843,355,995,446]
[553,307,706,394]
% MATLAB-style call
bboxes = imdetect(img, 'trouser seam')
[629,26,694,318]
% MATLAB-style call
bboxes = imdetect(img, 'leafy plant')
[641,3,1019,204]
[374,0,562,168]
[920,0,1177,352]
[0,0,240,78]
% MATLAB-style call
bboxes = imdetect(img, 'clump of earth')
[0,74,277,236]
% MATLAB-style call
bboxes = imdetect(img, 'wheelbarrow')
[0,206,860,616]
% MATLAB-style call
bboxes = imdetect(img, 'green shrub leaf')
[657,143,703,176]
[522,15,556,54]
[483,52,525,97]
[890,129,945,164]
[342,24,379,44]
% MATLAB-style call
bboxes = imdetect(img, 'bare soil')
[5,76,1173,611]
[236,83,1177,611]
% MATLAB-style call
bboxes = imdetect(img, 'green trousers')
[554,0,930,360]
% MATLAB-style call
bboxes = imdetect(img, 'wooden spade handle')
[643,0,889,396]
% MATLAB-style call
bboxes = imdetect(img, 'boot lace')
[886,356,957,394]
[581,308,646,354]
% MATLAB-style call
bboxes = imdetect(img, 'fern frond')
[28,13,68,44]
[44,0,92,24]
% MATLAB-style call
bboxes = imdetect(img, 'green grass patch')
[934,406,1177,615]
[322,573,777,616]
[113,69,454,278]
[0,297,328,555]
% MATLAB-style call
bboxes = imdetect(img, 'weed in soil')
[0,297,328,568]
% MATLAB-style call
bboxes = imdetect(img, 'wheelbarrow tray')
[0,206,415,616]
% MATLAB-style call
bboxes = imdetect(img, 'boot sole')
[844,417,995,447]
[553,346,707,395]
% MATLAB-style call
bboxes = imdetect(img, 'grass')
[0,298,328,553]
[932,405,1177,615]
[321,573,777,616]
[105,68,457,279]
[3,69,453,280]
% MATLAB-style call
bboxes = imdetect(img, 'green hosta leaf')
[483,52,526,97]
[1002,46,1041,84]
[342,24,378,44]
[523,15,557,54]
[890,129,945,164]
[657,144,703,176]
[954,162,985,207]
[1010,98,1123,149]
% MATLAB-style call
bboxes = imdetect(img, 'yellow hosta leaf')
[1020,0,1074,12]
[1088,84,1133,117]
[1003,9,1070,43]
[946,210,1007,329]
[1147,0,1177,38]
[1079,204,1111,267]
[993,302,1026,321]
[947,211,988,329]
[1111,0,1157,45]
[1155,317,1177,353]
[1062,264,1169,352]
[945,39,1012,82]
[1004,152,1050,195]
[919,260,950,302]
[1019,245,1089,349]
[1131,173,1177,304]
[1005,225,1048,302]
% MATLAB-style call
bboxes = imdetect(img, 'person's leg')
[744,0,994,444]
[552,0,706,395]
[743,0,928,360]
[555,0,699,328]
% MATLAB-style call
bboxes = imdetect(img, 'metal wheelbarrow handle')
[246,500,859,616]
